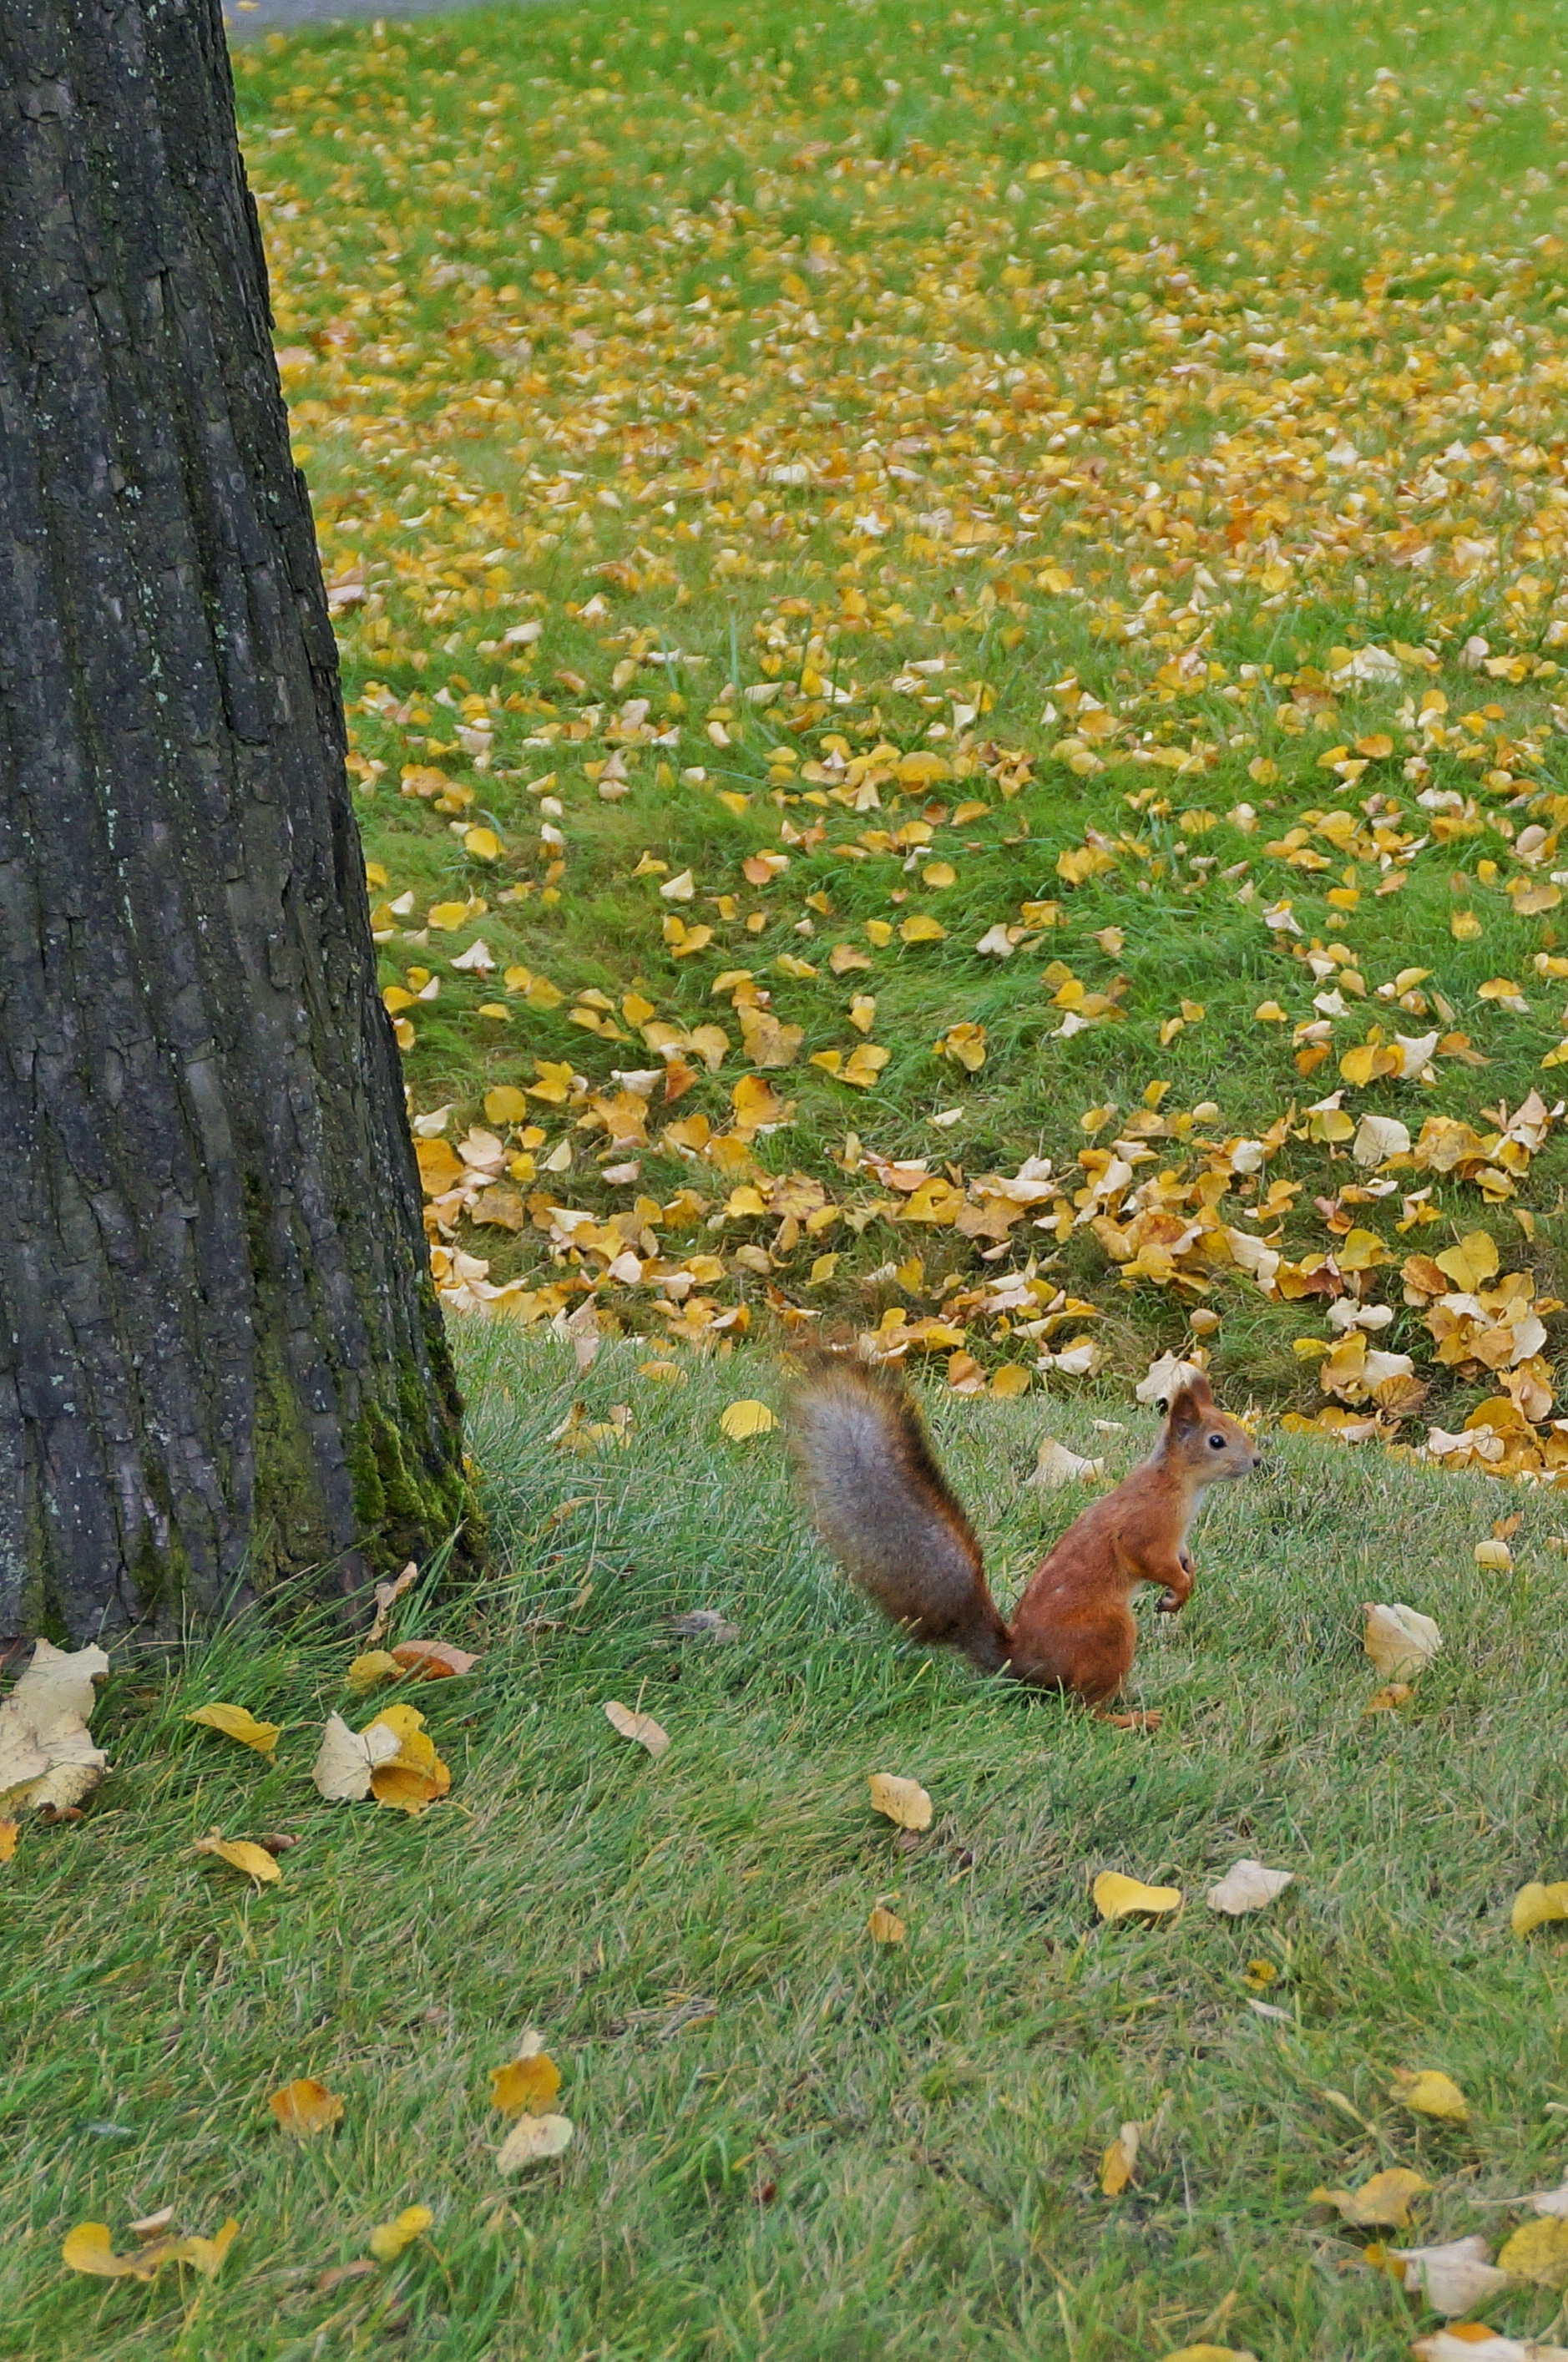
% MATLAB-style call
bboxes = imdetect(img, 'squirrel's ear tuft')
[1166,1373,1211,1432]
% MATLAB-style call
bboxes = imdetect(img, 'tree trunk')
[0,0,476,1644]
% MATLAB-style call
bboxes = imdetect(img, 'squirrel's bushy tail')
[787,1355,1011,1674]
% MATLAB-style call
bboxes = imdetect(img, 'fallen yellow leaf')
[193,1833,282,1886]
[61,2217,239,2281]
[1512,1879,1568,1936]
[491,2053,563,2115]
[1100,2120,1140,2196]
[1161,2348,1259,2362]
[718,1399,777,1439]
[368,2206,432,2263]
[0,1820,18,1864]
[1389,2068,1469,2124]
[867,1905,906,1945]
[1498,2215,1568,2286]
[269,2078,344,2137]
[187,1702,281,1755]
[346,1651,404,1694]
[364,1702,452,1814]
[1093,1871,1182,1923]
[867,1773,932,1831]
[1312,2167,1431,2228]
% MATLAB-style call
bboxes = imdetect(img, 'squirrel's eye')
[1208,1432,1226,1449]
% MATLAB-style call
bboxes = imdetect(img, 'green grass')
[6,1333,1568,2359]
[12,4,1568,2356]
[225,0,1568,1434]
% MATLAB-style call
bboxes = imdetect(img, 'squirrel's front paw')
[1155,1589,1183,1615]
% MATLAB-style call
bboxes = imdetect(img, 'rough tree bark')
[0,0,477,1644]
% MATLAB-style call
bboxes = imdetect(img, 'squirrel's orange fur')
[787,1355,1259,1707]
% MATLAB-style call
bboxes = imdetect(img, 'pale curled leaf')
[0,1638,110,1813]
[1025,1435,1105,1490]
[1363,1601,1443,1680]
[603,1701,670,1759]
[367,1560,418,1646]
[1390,2235,1509,2316]
[1205,1859,1296,1916]
[312,1712,401,1801]
[495,2113,574,2172]
[186,1702,281,1754]
[1413,2337,1568,2362]
[867,1773,932,1831]
[1093,1871,1181,1922]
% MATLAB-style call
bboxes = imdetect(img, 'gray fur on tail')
[787,1358,1009,1672]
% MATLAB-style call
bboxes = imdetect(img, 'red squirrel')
[787,1354,1260,1707]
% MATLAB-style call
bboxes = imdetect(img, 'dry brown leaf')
[367,1560,419,1646]
[1100,2120,1140,2196]
[0,1638,110,1813]
[269,2078,344,2137]
[194,1832,282,1886]
[867,1773,933,1831]
[495,2113,574,2172]
[667,1609,741,1643]
[603,1700,670,1759]
[389,1639,482,1680]
[1364,1683,1414,1712]
[1205,1860,1296,1916]
[312,1711,402,1801]
[186,1702,281,1755]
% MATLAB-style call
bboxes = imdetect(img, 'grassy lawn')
[225,0,1568,1458]
[5,1331,1568,2360]
[10,0,1568,2354]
